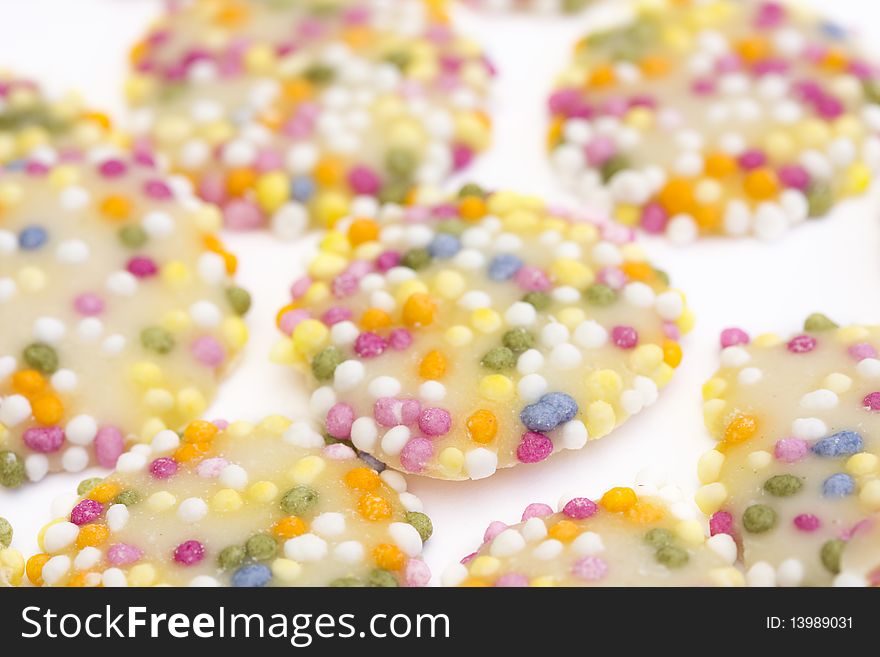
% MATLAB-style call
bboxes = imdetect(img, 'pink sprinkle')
[514,266,551,292]
[738,149,767,170]
[794,514,821,532]
[562,497,598,520]
[144,179,173,200]
[279,308,311,335]
[223,198,265,231]
[94,426,124,468]
[774,438,809,462]
[388,328,413,350]
[787,334,817,354]
[149,457,178,479]
[494,573,529,587]
[70,499,104,525]
[597,266,626,290]
[611,325,639,349]
[400,437,434,472]
[863,391,880,411]
[290,276,312,300]
[516,431,553,463]
[196,457,229,478]
[418,407,452,437]
[198,172,227,204]
[354,332,388,358]
[452,143,474,171]
[107,543,143,566]
[373,397,421,427]
[126,256,158,278]
[322,443,357,460]
[99,159,127,178]
[325,403,355,439]
[709,511,734,536]
[778,164,810,190]
[720,327,750,348]
[173,540,205,565]
[403,559,432,588]
[191,335,226,367]
[585,135,616,166]
[332,272,358,298]
[376,251,401,272]
[254,149,283,173]
[640,203,668,234]
[848,343,877,361]
[22,426,64,453]
[521,503,554,521]
[321,306,352,326]
[572,556,609,581]
[73,293,105,316]
[483,521,508,544]
[348,165,381,195]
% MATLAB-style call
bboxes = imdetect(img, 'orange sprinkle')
[226,168,258,197]
[743,168,779,200]
[282,79,314,104]
[620,261,654,283]
[67,572,93,588]
[372,543,406,571]
[662,340,683,368]
[588,65,616,88]
[214,1,250,27]
[459,196,487,221]
[81,111,112,130]
[174,442,210,463]
[639,55,670,78]
[357,492,392,521]
[26,553,51,586]
[600,487,638,513]
[344,467,381,491]
[723,414,758,446]
[418,350,448,380]
[342,26,373,50]
[347,218,380,246]
[314,157,344,187]
[99,195,132,221]
[361,307,392,331]
[657,178,695,215]
[273,516,308,539]
[11,369,46,396]
[822,47,848,71]
[88,482,122,504]
[705,153,738,178]
[183,420,219,444]
[32,395,64,425]
[276,303,299,329]
[466,409,498,444]
[736,36,771,63]
[626,501,666,524]
[693,204,722,230]
[76,524,110,549]
[547,520,580,543]
[402,293,436,327]
[547,117,565,148]
[460,578,490,587]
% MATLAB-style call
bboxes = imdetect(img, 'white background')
[0,0,878,585]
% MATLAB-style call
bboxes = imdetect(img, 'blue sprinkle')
[6,160,26,171]
[357,450,386,473]
[520,402,562,432]
[232,564,272,587]
[820,21,846,40]
[19,225,48,250]
[291,176,316,202]
[812,431,864,458]
[539,392,578,424]
[822,473,855,498]
[427,233,461,259]
[488,254,524,281]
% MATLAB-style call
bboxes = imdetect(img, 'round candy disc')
[27,417,431,587]
[443,485,741,586]
[273,189,692,480]
[699,317,880,586]
[0,72,113,164]
[0,150,250,488]
[549,0,880,242]
[127,0,493,237]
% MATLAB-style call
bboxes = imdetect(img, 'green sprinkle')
[119,225,148,249]
[435,219,466,236]
[77,477,104,496]
[0,517,12,548]
[246,533,278,561]
[385,51,412,71]
[457,183,485,198]
[330,576,364,587]
[562,0,590,11]
[807,183,834,218]
[502,328,535,355]
[600,154,629,183]
[378,179,411,204]
[141,327,175,354]
[304,64,335,84]
[585,284,617,306]
[862,80,880,104]
[218,545,247,570]
[804,313,838,332]
[225,287,252,316]
[820,539,845,575]
[655,545,689,568]
[401,248,432,271]
[653,269,670,287]
[311,347,343,382]
[522,292,551,311]
[643,528,673,549]
[742,504,777,533]
[280,485,319,516]
[368,569,399,588]
[0,451,25,488]
[481,346,516,371]
[23,342,59,374]
[763,474,803,497]
[113,489,143,506]
[386,149,417,177]
[405,511,433,543]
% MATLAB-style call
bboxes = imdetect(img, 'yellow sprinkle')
[702,399,728,436]
[258,415,292,435]
[479,375,514,401]
[709,567,746,587]
[702,377,727,400]
[697,450,725,484]
[222,316,249,350]
[550,259,594,288]
[695,482,728,515]
[529,576,558,587]
[822,372,852,394]
[130,361,164,387]
[557,307,585,329]
[128,564,157,587]
[161,309,191,333]
[469,556,500,577]
[271,558,303,583]
[674,520,706,547]
[433,270,466,300]
[846,453,878,477]
[146,491,177,513]
[248,481,279,503]
[860,479,880,510]
[746,450,772,471]
[308,252,348,279]
[0,548,25,586]
[176,388,207,417]
[836,325,870,343]
[586,370,623,402]
[752,332,782,348]
[445,325,473,347]
[161,261,191,288]
[439,447,464,476]
[471,308,502,334]
[630,344,664,373]
[585,400,615,438]
[211,489,244,513]
[289,455,326,484]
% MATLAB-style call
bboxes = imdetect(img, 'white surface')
[1,0,879,585]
